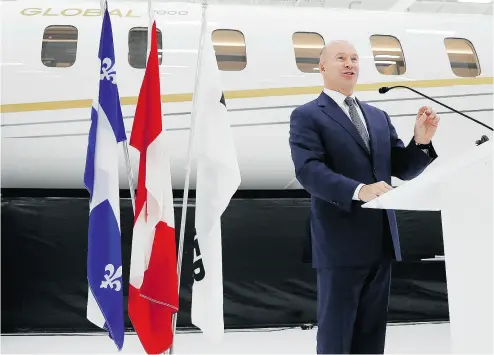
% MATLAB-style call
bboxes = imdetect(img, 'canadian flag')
[128,20,178,354]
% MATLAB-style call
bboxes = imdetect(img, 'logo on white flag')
[193,237,205,282]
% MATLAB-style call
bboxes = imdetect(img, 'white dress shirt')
[323,88,367,201]
[323,88,369,136]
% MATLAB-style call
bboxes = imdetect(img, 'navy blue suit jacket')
[289,92,437,268]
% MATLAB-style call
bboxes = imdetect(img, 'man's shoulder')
[292,98,319,117]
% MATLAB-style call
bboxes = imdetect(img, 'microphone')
[379,85,492,146]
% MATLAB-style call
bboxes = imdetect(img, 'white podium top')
[362,141,493,211]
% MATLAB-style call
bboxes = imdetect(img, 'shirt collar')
[323,88,357,108]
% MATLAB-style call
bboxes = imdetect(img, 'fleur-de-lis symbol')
[100,264,122,291]
[100,57,117,84]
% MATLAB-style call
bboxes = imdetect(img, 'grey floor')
[1,321,451,354]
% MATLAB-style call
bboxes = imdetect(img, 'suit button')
[373,168,377,174]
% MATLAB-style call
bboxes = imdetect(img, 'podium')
[363,142,493,354]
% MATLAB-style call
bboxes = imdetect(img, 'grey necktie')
[344,97,370,152]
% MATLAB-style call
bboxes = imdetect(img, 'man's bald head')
[319,40,360,96]
[319,40,356,60]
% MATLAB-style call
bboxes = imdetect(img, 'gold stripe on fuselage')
[1,76,493,114]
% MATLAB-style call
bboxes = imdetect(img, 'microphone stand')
[379,85,492,146]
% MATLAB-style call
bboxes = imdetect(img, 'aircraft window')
[211,29,247,71]
[128,27,163,69]
[369,35,406,75]
[444,38,480,77]
[41,25,78,68]
[292,32,325,73]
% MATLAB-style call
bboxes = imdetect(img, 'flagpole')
[122,143,136,214]
[134,0,151,219]
[147,0,153,64]
[169,0,209,353]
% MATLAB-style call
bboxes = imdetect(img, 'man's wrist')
[353,183,365,201]
[413,136,431,146]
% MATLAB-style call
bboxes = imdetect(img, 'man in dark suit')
[289,40,439,354]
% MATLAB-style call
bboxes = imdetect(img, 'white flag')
[190,28,241,342]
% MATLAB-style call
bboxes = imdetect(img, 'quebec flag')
[84,3,126,351]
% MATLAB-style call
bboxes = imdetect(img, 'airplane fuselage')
[1,1,492,191]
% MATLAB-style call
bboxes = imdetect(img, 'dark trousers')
[316,214,394,354]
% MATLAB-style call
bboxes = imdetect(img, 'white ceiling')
[182,0,493,15]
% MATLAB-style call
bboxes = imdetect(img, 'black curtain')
[1,196,448,333]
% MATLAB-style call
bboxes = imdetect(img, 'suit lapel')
[318,93,370,156]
